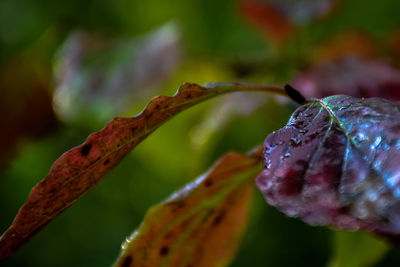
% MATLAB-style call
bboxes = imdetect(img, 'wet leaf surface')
[114,149,262,267]
[256,95,400,242]
[0,82,284,263]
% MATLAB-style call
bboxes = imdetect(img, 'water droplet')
[395,139,400,150]
[290,137,301,146]
[265,159,272,169]
[370,135,382,150]
[352,132,368,143]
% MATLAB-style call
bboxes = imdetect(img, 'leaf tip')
[284,84,306,105]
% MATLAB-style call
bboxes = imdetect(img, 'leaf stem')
[203,82,289,98]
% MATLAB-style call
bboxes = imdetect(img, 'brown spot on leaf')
[115,151,260,267]
[212,210,226,226]
[160,246,169,256]
[120,256,133,267]
[131,127,138,133]
[0,82,269,263]
[81,143,92,156]
[204,179,214,187]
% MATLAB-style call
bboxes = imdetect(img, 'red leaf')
[0,82,285,263]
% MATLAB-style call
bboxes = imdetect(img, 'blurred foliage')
[1,0,400,266]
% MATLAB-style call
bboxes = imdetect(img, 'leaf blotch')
[131,127,138,133]
[103,159,110,165]
[81,143,92,156]
[120,256,133,267]
[204,179,214,187]
[212,210,226,226]
[160,246,169,256]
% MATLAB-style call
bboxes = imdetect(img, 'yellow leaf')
[115,149,262,267]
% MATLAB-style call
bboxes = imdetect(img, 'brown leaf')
[239,0,295,42]
[114,148,262,267]
[239,0,335,42]
[0,82,284,263]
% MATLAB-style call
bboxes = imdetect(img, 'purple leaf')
[292,56,400,101]
[256,94,400,241]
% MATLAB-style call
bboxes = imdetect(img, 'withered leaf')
[0,82,284,263]
[256,95,400,242]
[114,149,262,267]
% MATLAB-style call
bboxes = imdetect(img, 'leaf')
[328,230,389,267]
[239,0,335,42]
[54,22,182,125]
[0,82,285,263]
[292,56,400,101]
[239,0,295,42]
[256,94,400,242]
[114,148,262,267]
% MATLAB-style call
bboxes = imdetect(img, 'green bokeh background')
[1,0,400,266]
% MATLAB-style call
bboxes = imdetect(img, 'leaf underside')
[256,95,400,242]
[0,82,282,263]
[114,149,262,267]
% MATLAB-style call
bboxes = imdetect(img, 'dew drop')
[290,137,301,146]
[370,135,382,150]
[352,132,368,143]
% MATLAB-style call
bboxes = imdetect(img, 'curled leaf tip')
[284,84,306,105]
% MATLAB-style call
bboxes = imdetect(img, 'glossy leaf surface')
[256,95,400,240]
[114,150,262,267]
[0,82,284,263]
